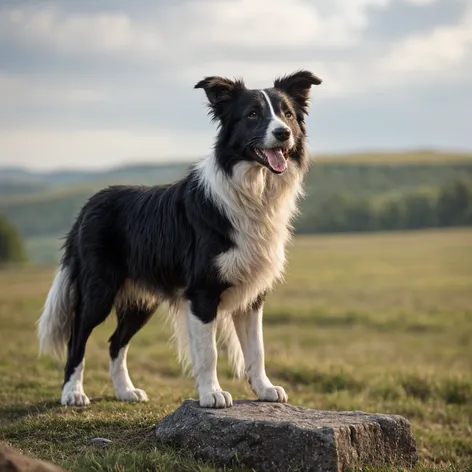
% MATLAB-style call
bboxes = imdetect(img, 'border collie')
[37,70,322,408]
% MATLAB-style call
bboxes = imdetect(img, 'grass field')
[1,229,471,471]
[313,151,472,165]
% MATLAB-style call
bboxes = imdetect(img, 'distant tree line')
[1,162,471,238]
[0,216,26,264]
[297,177,472,233]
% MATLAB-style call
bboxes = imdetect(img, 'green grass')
[1,228,471,471]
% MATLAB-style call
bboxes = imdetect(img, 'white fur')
[187,305,233,408]
[216,313,245,378]
[233,306,287,403]
[61,361,89,406]
[167,299,191,371]
[196,154,303,315]
[110,345,148,402]
[168,300,245,379]
[261,90,295,149]
[37,266,75,356]
[115,281,244,384]
[190,151,303,392]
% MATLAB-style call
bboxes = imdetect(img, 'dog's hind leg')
[62,278,118,406]
[109,302,159,402]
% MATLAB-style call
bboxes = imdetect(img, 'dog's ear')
[195,76,245,121]
[274,70,322,115]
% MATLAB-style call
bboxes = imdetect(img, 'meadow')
[0,228,471,471]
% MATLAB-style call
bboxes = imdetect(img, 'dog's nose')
[272,127,291,142]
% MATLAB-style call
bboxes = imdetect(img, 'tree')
[437,179,472,226]
[0,216,27,265]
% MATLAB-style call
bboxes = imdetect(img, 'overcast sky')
[0,0,471,171]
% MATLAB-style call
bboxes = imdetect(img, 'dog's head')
[195,70,321,175]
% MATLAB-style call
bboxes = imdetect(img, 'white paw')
[199,390,233,408]
[61,391,90,407]
[256,385,288,403]
[116,388,148,402]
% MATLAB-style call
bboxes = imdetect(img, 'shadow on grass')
[0,400,61,423]
[264,310,445,333]
[272,366,363,393]
[0,394,136,426]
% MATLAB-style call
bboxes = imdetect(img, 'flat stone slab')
[155,400,417,472]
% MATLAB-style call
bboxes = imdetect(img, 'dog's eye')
[247,111,259,119]
[285,111,293,119]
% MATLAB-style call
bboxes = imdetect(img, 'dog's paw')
[199,390,233,408]
[61,391,90,407]
[256,385,288,403]
[116,388,148,402]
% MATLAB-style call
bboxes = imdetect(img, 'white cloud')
[0,7,160,56]
[166,0,390,52]
[380,4,472,78]
[0,0,395,103]
[174,0,347,49]
[0,0,471,169]
[184,0,472,102]
[0,128,213,170]
[0,0,390,61]
[405,0,439,5]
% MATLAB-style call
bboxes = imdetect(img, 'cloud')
[380,3,472,78]
[0,0,471,169]
[0,0,390,61]
[406,0,439,5]
[0,6,161,57]
[166,0,386,50]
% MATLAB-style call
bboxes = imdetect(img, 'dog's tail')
[217,316,245,378]
[37,264,75,356]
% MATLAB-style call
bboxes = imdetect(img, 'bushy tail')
[216,315,245,378]
[37,265,75,357]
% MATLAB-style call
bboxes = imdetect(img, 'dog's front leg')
[233,302,288,403]
[187,297,232,408]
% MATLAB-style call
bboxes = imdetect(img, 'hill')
[1,151,472,262]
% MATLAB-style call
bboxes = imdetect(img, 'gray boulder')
[155,400,417,472]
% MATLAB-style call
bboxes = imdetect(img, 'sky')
[0,0,471,171]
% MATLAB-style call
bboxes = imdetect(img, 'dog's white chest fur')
[198,157,303,313]
[217,220,288,313]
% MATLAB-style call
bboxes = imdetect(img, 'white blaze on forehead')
[260,90,283,123]
[260,90,294,149]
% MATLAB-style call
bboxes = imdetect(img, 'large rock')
[155,400,417,472]
[0,444,65,472]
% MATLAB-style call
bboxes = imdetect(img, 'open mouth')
[254,147,289,174]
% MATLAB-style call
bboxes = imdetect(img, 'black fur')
[196,71,321,177]
[61,174,233,383]
[55,70,322,388]
[109,303,158,360]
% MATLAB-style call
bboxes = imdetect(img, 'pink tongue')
[263,148,287,173]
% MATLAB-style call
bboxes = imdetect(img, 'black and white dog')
[37,70,321,408]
